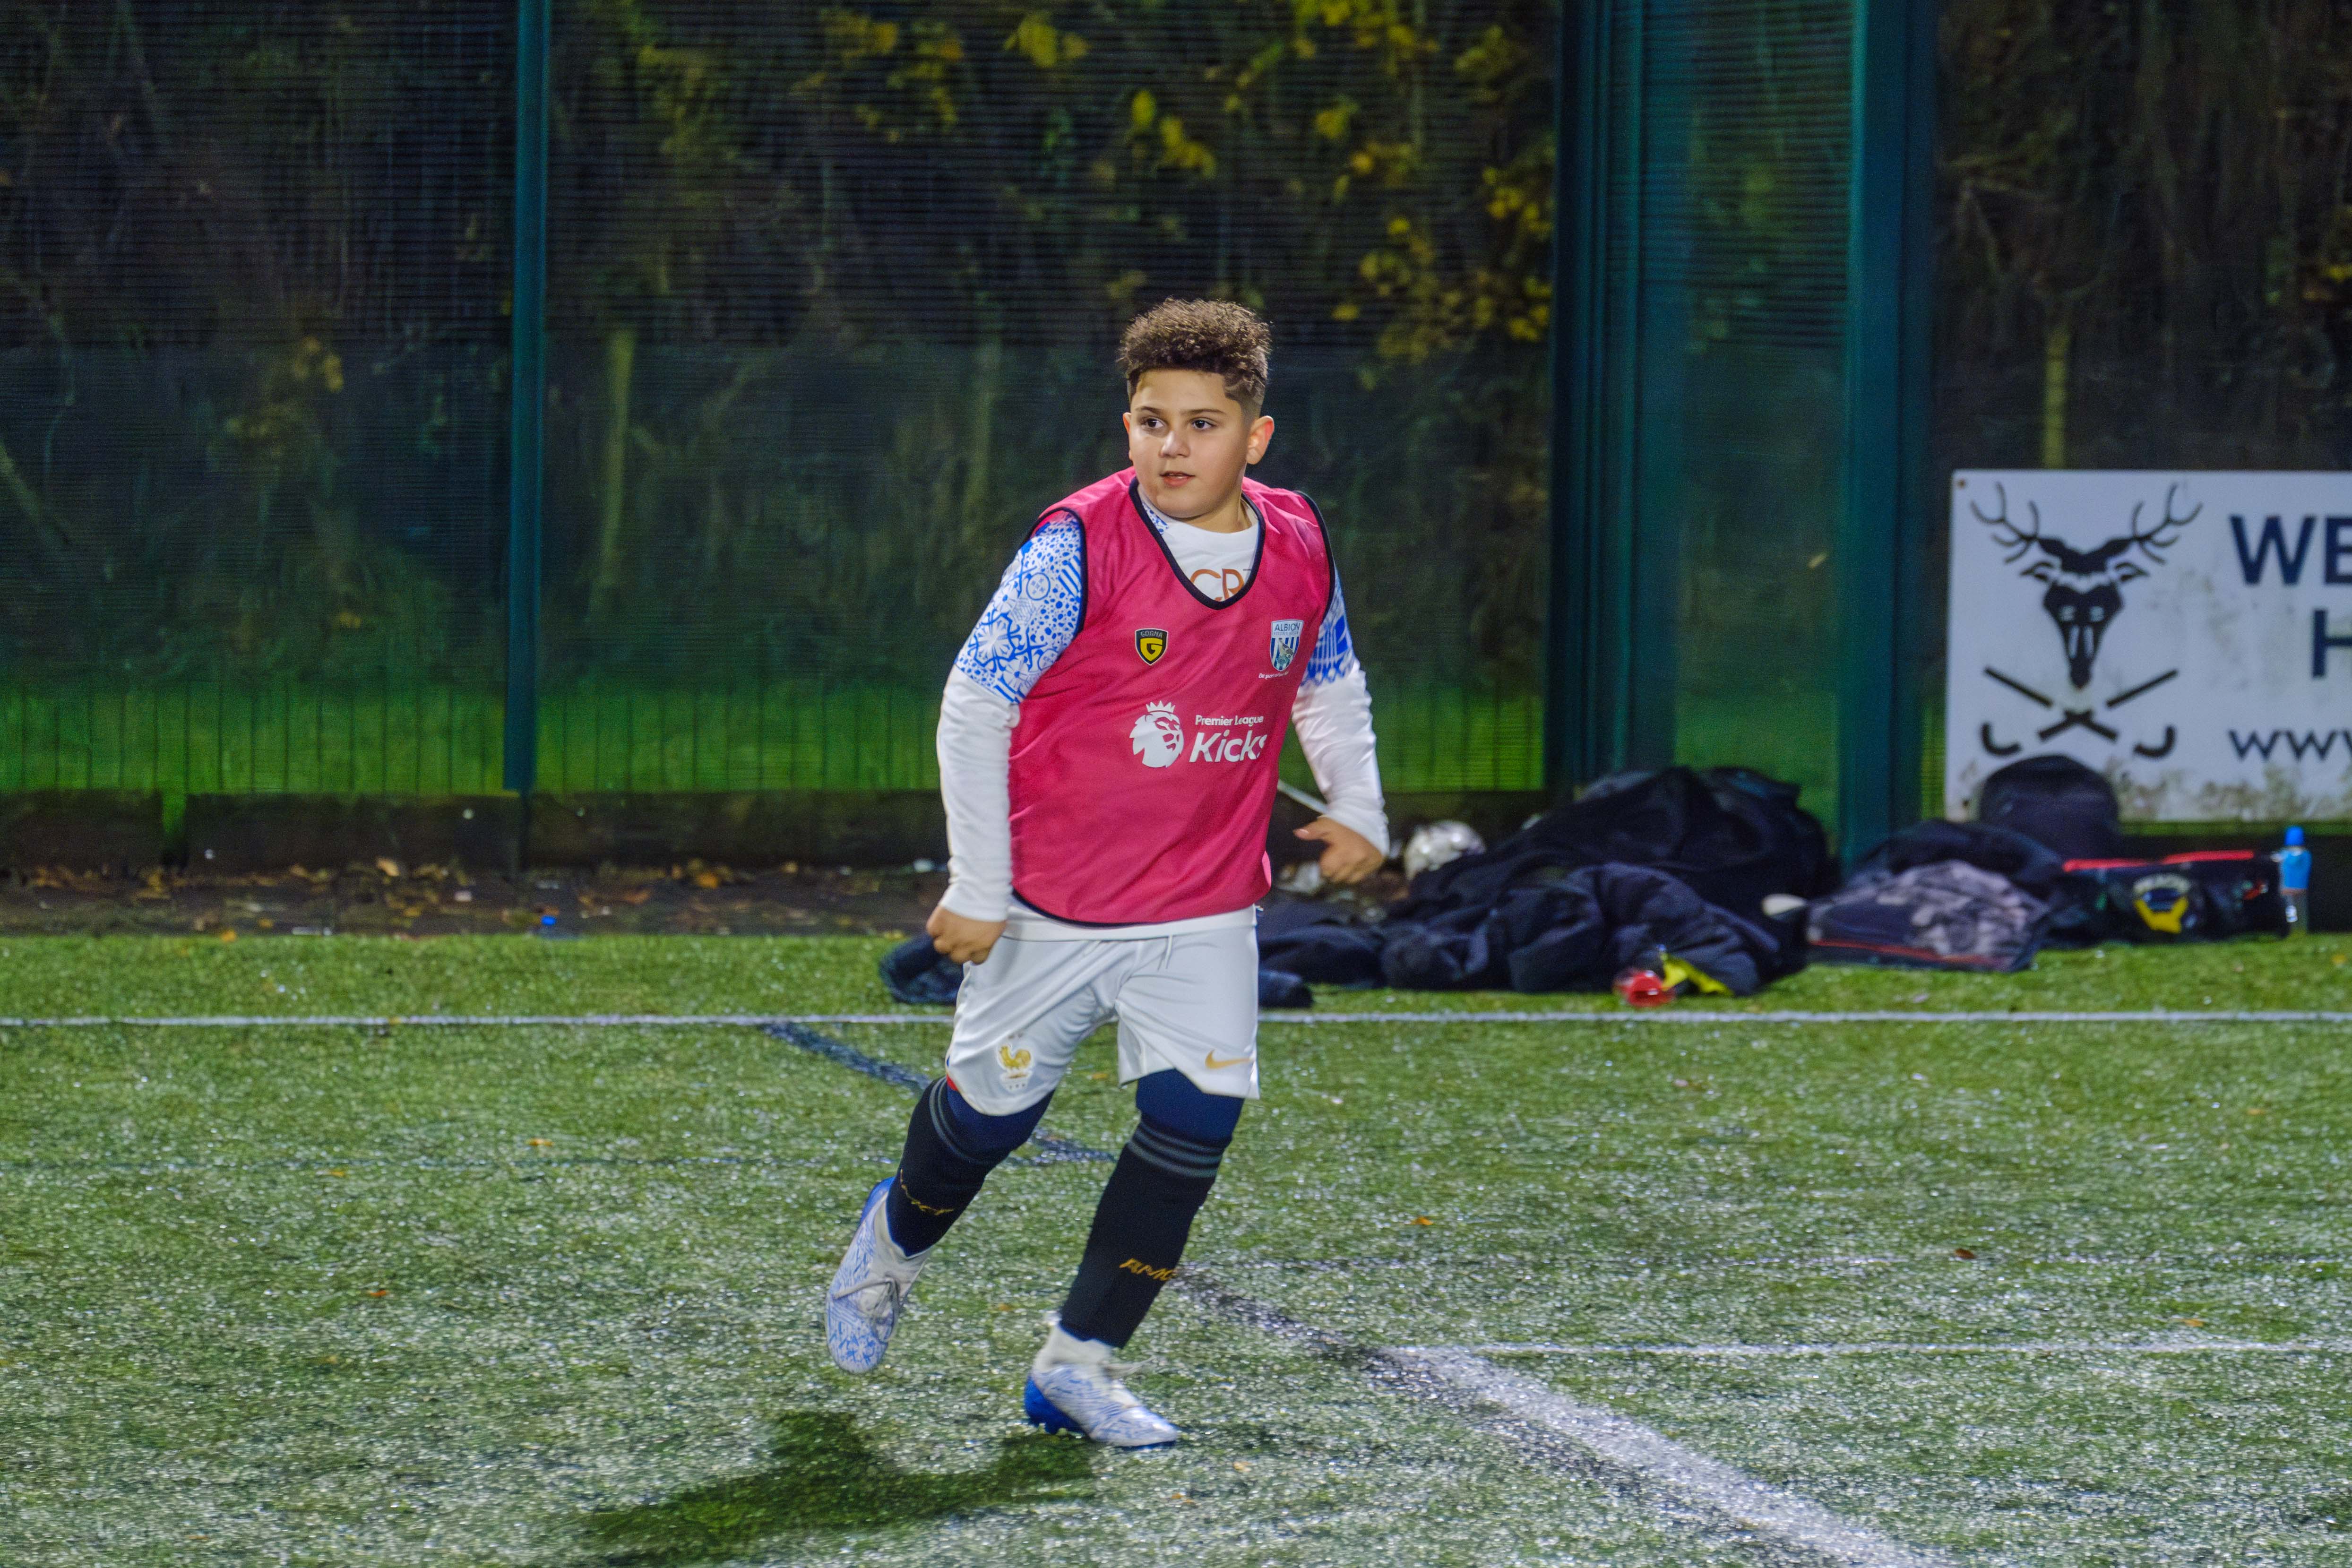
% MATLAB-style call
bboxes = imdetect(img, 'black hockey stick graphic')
[2105,669,2179,709]
[1984,667,2053,708]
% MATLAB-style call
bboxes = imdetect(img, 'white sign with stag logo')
[1946,470,2352,822]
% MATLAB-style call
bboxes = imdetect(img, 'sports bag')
[2061,851,2287,942]
[1975,754,2124,862]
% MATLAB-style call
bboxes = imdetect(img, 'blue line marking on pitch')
[766,1020,931,1093]
[763,1021,1113,1164]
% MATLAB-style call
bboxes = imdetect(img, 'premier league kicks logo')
[1129,701,1184,768]
[1269,618,1304,673]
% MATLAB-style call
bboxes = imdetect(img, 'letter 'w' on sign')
[1135,628,1166,665]
[2231,514,2318,583]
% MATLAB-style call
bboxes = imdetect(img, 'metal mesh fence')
[1649,0,1851,825]
[529,1,1554,796]
[1572,0,1853,826]
[0,0,1557,808]
[0,0,513,796]
[9,2,2343,842]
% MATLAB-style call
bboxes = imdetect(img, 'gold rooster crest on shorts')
[997,1042,1033,1071]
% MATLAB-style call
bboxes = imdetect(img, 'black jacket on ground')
[1390,766,1834,924]
[1265,863,1799,997]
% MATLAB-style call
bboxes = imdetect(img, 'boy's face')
[1122,369,1275,522]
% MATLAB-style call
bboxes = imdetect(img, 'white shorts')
[944,925,1260,1115]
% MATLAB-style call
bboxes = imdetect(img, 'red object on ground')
[1613,967,1674,1008]
[2062,849,2256,871]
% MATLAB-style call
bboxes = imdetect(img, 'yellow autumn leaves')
[799,3,1552,362]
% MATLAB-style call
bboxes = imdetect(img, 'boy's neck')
[1146,484,1254,535]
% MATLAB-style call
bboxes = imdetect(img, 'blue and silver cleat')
[1023,1326,1179,1448]
[826,1178,926,1373]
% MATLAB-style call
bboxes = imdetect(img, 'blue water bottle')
[2279,826,2312,937]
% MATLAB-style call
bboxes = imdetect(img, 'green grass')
[5,934,2352,1565]
[0,681,1542,796]
[2,927,2347,1019]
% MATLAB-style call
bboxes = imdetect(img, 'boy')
[826,300,1387,1447]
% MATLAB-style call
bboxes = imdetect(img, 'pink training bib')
[1008,469,1334,925]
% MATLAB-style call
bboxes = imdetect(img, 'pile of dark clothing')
[882,754,2291,1008]
[1805,754,2287,973]
[1261,766,1831,999]
[1802,818,2065,972]
[883,767,1835,1008]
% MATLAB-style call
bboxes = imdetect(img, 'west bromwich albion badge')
[1269,618,1304,673]
[1135,628,1168,665]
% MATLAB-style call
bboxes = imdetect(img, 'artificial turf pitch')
[5,935,2352,1565]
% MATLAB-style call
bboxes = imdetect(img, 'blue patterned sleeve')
[1301,569,1360,689]
[951,517,1085,703]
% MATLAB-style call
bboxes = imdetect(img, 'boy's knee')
[1133,1068,1244,1146]
[940,1079,1051,1157]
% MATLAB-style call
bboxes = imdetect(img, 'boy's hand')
[928,902,1008,965]
[1293,817,1386,886]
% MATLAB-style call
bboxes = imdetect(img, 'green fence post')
[1624,4,1681,776]
[1547,0,1650,796]
[1888,0,1938,836]
[1838,0,1939,863]
[1545,0,1606,797]
[504,0,548,804]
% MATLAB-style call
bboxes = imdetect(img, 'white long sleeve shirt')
[938,494,1387,939]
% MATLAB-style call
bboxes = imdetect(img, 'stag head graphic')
[1972,482,2201,688]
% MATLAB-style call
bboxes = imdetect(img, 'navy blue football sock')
[1057,1071,1242,1347]
[886,1077,1049,1255]
[1134,1066,1246,1141]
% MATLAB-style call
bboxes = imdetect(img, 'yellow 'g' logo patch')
[1135,628,1167,665]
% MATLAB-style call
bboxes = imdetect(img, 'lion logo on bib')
[1130,701,1184,768]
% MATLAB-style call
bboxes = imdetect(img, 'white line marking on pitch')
[0,1014,807,1028]
[1287,1009,2352,1025]
[4,1008,2351,1027]
[1459,1339,2352,1357]
[1180,1277,1957,1568]
[1399,1347,1957,1568]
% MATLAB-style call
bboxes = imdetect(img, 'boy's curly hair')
[1118,299,1271,412]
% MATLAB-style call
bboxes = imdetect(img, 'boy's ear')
[1245,413,1275,465]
